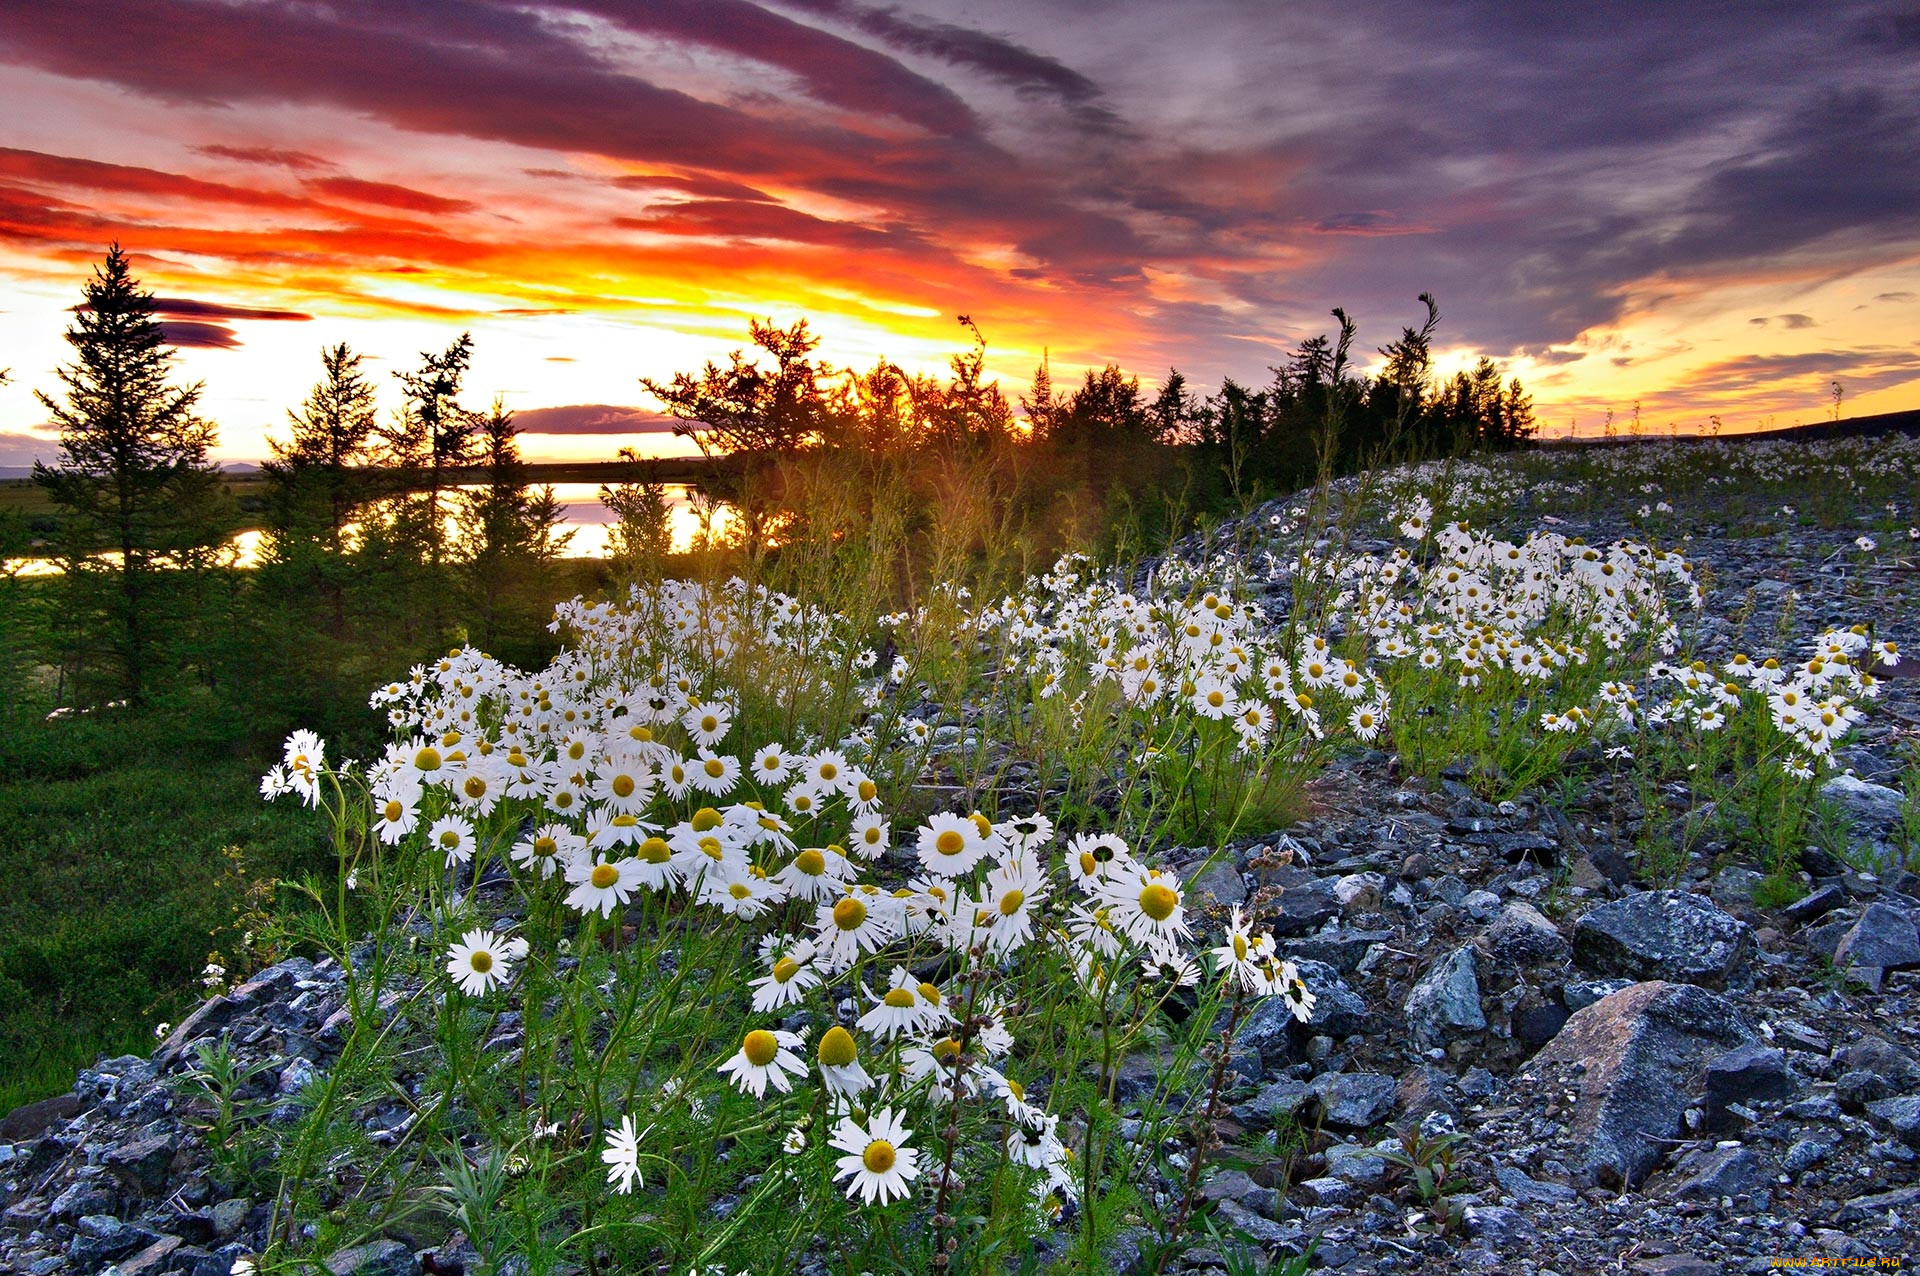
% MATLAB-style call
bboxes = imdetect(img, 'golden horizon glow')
[2,3,1917,465]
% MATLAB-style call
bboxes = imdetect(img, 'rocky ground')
[2,446,1917,1276]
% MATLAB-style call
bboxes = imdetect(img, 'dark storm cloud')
[775,0,1120,129]
[512,404,676,435]
[150,297,313,321]
[195,144,331,170]
[1,0,1915,377]
[157,318,240,348]
[1684,348,1920,397]
[305,177,476,215]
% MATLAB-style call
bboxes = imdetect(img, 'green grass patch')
[0,700,330,1111]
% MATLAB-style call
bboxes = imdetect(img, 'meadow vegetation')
[7,246,1917,1273]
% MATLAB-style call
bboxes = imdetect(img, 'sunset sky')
[2,0,1918,466]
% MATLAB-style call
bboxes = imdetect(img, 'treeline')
[642,293,1533,570]
[6,247,589,745]
[6,248,1532,737]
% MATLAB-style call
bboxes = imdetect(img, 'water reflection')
[6,482,729,577]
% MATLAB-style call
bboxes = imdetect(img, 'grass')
[0,697,331,1111]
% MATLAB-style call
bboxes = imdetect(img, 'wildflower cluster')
[264,571,1317,1271]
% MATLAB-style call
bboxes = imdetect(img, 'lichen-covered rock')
[1405,944,1485,1044]
[1527,980,1754,1187]
[1572,890,1751,986]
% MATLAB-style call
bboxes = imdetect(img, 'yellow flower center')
[833,898,867,931]
[1232,934,1248,960]
[858,779,878,802]
[699,836,724,861]
[862,827,882,845]
[1139,883,1178,922]
[862,1140,895,1174]
[629,725,653,742]
[692,807,723,832]
[1207,690,1225,708]
[742,1029,779,1067]
[794,849,826,877]
[918,983,942,1005]
[884,988,916,1008]
[468,950,492,973]
[932,1038,961,1062]
[1006,1078,1026,1101]
[705,758,726,778]
[700,715,719,734]
[439,830,461,849]
[640,836,671,864]
[970,813,993,839]
[935,830,966,856]
[1079,852,1097,877]
[383,800,403,822]
[729,883,752,900]
[533,836,557,857]
[612,774,635,798]
[414,746,442,772]
[999,889,1025,916]
[818,1025,857,1068]
[590,863,619,889]
[818,762,838,780]
[772,957,801,983]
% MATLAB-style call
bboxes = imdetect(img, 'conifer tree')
[32,244,222,706]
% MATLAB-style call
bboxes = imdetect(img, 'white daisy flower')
[445,928,514,995]
[427,814,477,864]
[602,1114,644,1194]
[830,1107,920,1206]
[717,1028,807,1098]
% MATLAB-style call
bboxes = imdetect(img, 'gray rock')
[1405,945,1485,1044]
[103,1133,177,1197]
[1463,889,1503,922]
[68,1215,147,1268]
[1184,859,1246,911]
[1297,1176,1355,1207]
[1835,1035,1920,1089]
[1820,774,1906,835]
[210,1199,250,1240]
[1833,902,1920,971]
[1235,960,1369,1054]
[1201,1169,1279,1217]
[1669,1143,1775,1199]
[1481,901,1571,967]
[1309,1072,1397,1129]
[1565,978,1635,1011]
[1269,879,1341,936]
[1528,980,1754,1187]
[1865,1095,1920,1146]
[1494,1163,1577,1205]
[1214,1197,1293,1246]
[1711,865,1767,910]
[1782,883,1846,924]
[1834,1184,1920,1225]
[1572,891,1751,987]
[1703,1044,1796,1124]
[1783,1138,1834,1173]
[113,1234,183,1276]
[1322,1141,1391,1187]
[324,1239,416,1276]
[1290,929,1392,974]
[1230,1078,1313,1127]
[1462,1204,1536,1245]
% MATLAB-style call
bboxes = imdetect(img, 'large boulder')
[1572,891,1751,987]
[1527,980,1754,1187]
